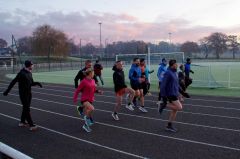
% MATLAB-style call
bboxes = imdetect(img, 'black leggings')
[158,82,161,101]
[20,93,34,126]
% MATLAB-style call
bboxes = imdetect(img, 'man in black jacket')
[94,60,104,85]
[3,60,42,131]
[74,60,98,88]
[112,60,135,120]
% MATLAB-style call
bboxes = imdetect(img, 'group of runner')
[3,57,193,133]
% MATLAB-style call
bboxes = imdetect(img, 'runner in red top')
[73,68,103,132]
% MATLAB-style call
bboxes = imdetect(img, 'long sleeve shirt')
[128,64,141,85]
[160,68,179,97]
[4,68,40,96]
[73,78,96,103]
[184,63,194,78]
[74,67,98,88]
[113,69,127,92]
[157,63,167,82]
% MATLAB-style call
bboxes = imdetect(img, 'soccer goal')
[115,48,185,82]
[116,50,184,69]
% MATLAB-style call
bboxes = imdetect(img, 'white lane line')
[96,94,240,111]
[37,83,240,104]
[0,142,33,159]
[0,111,147,159]
[26,90,240,120]
[3,93,240,133]
[1,81,240,104]
[1,85,239,111]
[1,100,240,152]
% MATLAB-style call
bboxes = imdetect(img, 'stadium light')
[99,22,102,57]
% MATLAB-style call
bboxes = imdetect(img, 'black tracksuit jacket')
[5,68,41,97]
[74,67,98,88]
[113,68,127,92]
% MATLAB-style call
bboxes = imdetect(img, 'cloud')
[0,9,240,45]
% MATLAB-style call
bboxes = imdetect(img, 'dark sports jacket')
[94,63,103,76]
[4,68,41,96]
[113,68,127,92]
[74,67,98,88]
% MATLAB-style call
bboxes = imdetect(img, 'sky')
[1,0,240,45]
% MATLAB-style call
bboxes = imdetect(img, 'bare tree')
[32,24,69,58]
[0,38,8,48]
[205,32,228,59]
[180,41,200,57]
[227,35,240,59]
[199,38,211,59]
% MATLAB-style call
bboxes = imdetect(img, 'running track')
[0,80,240,159]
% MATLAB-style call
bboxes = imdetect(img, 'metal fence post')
[228,65,231,88]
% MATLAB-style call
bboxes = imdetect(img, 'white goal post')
[115,48,185,68]
[115,47,185,82]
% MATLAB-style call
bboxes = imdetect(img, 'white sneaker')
[157,101,162,111]
[147,92,152,96]
[112,113,119,120]
[139,106,148,113]
[29,125,38,131]
[125,104,134,111]
[82,124,92,132]
[156,100,162,106]
[18,122,28,127]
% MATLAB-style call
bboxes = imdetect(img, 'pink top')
[73,78,96,103]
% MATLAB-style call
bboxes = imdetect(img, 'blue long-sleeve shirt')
[129,64,141,85]
[160,67,179,97]
[157,63,167,82]
[184,63,191,77]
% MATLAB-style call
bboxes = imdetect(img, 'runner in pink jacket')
[73,68,103,132]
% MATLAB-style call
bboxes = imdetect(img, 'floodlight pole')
[148,46,151,82]
[99,22,102,58]
[168,32,172,52]
[79,38,81,57]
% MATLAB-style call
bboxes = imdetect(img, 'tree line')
[0,24,239,59]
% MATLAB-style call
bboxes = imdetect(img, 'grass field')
[5,62,240,97]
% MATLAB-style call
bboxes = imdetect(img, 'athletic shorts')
[81,100,93,105]
[116,88,126,96]
[130,82,142,90]
[166,96,178,103]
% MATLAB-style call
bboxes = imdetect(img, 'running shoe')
[84,116,92,127]
[89,117,94,126]
[77,106,84,116]
[165,125,178,133]
[82,124,92,133]
[29,125,38,131]
[112,113,119,120]
[157,100,162,107]
[146,92,152,96]
[139,106,148,113]
[18,122,28,127]
[125,104,134,111]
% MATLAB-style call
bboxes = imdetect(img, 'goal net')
[115,51,223,88]
[116,52,184,69]
[115,51,184,83]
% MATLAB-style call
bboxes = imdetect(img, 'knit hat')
[24,60,33,68]
[140,58,145,63]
